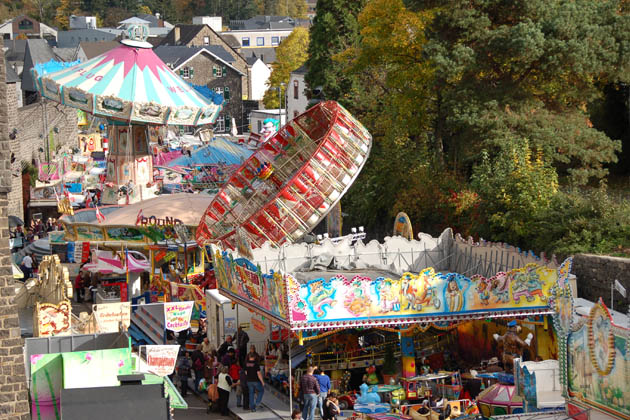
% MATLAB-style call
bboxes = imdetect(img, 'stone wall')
[573,254,630,313]
[0,39,31,420]
[6,84,78,219]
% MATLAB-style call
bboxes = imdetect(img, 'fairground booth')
[208,235,578,419]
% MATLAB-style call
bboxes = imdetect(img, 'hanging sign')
[251,318,267,334]
[164,301,194,332]
[143,345,180,376]
[92,302,131,333]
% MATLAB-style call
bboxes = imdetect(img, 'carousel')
[31,24,223,205]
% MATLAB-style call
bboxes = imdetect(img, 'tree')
[262,26,309,108]
[305,0,366,107]
[416,0,628,183]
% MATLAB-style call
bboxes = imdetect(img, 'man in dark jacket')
[235,326,250,365]
[177,352,193,397]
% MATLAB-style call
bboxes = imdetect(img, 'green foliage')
[22,162,38,187]
[471,140,558,244]
[256,0,308,19]
[262,27,309,109]
[305,0,366,106]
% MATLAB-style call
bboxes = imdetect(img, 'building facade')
[155,46,245,134]
[287,65,309,119]
[160,24,250,99]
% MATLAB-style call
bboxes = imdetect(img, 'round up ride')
[196,100,372,249]
[31,25,223,204]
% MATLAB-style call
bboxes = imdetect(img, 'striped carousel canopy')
[32,33,223,126]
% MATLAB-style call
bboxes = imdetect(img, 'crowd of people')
[174,325,267,416]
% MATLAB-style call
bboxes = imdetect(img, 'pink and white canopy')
[32,40,222,126]
[83,250,150,275]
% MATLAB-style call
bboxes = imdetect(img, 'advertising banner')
[287,259,571,330]
[164,301,194,332]
[92,302,131,333]
[210,245,289,326]
[143,345,180,376]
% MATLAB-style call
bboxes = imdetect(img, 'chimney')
[174,26,180,44]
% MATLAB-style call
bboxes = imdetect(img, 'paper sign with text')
[164,301,194,332]
[92,302,130,333]
[143,345,180,376]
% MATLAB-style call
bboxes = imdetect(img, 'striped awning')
[32,41,222,126]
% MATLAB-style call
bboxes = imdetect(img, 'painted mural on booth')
[567,301,630,417]
[288,259,570,327]
[210,246,289,324]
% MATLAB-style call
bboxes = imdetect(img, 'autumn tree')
[305,0,366,106]
[262,26,309,109]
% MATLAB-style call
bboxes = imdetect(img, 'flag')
[614,279,626,298]
[95,206,105,223]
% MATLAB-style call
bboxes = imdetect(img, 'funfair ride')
[31,25,223,205]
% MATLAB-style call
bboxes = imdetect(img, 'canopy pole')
[288,334,293,414]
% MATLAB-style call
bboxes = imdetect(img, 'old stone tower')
[0,39,30,419]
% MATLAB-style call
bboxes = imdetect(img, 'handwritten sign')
[164,301,194,332]
[144,345,180,376]
[93,302,130,333]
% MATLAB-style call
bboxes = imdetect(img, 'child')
[323,393,340,420]
[292,409,303,420]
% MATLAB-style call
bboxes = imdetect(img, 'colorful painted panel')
[62,348,133,389]
[75,225,105,241]
[35,301,71,337]
[31,354,63,420]
[567,301,629,417]
[210,246,289,325]
[288,260,568,329]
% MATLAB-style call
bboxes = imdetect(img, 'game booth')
[208,240,575,420]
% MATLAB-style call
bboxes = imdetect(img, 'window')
[214,87,223,99]
[293,80,299,99]
[215,116,225,132]
[179,67,193,79]
[257,120,262,132]
[203,36,209,45]
[18,19,33,30]
[281,36,287,43]
[213,65,222,77]
[271,36,279,46]
[256,37,264,46]
[224,87,230,102]
[242,37,250,47]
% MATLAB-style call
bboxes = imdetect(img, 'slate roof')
[52,47,80,62]
[229,15,310,30]
[21,39,56,92]
[154,45,236,68]
[292,64,308,75]
[119,17,150,25]
[220,33,241,49]
[79,41,120,59]
[5,60,18,83]
[240,47,276,65]
[159,24,206,46]
[4,40,27,63]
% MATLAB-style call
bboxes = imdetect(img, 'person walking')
[20,253,33,279]
[315,369,331,417]
[177,352,193,397]
[217,365,233,416]
[300,366,320,420]
[239,362,250,409]
[245,347,265,412]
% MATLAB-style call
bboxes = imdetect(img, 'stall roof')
[574,297,629,329]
